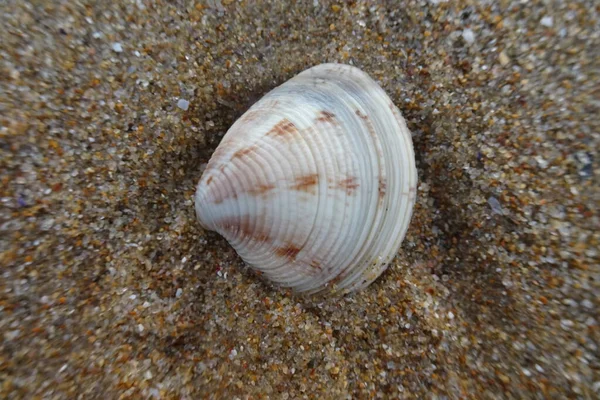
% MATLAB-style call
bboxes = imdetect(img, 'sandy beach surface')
[1,1,598,398]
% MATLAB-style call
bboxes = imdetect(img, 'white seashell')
[195,63,417,294]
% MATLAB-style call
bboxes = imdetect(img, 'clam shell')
[195,63,417,294]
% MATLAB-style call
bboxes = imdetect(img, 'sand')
[0,0,598,399]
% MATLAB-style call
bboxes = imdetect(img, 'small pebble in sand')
[112,42,123,52]
[177,98,190,111]
[498,51,510,66]
[462,29,475,44]
[487,196,503,215]
[540,16,554,27]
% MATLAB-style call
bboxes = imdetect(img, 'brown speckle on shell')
[356,108,378,141]
[217,215,271,243]
[316,110,336,123]
[231,147,254,160]
[355,109,368,120]
[247,183,276,196]
[275,244,302,261]
[251,232,271,243]
[216,215,240,230]
[240,109,266,123]
[336,176,359,195]
[211,188,237,205]
[328,272,344,288]
[266,119,298,139]
[290,174,318,193]
[378,178,387,200]
[309,260,322,270]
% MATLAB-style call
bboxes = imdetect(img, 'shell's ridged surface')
[195,63,417,294]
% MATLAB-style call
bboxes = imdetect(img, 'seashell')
[195,63,417,294]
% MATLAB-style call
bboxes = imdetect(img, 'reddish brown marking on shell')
[309,260,322,270]
[355,108,379,143]
[201,165,232,204]
[251,232,271,243]
[247,183,276,196]
[266,119,298,139]
[240,109,266,123]
[275,244,302,261]
[212,190,237,205]
[231,146,255,160]
[337,176,359,195]
[216,215,271,243]
[204,151,226,175]
[210,140,235,164]
[316,110,336,123]
[291,174,318,193]
[355,109,368,120]
[328,271,344,288]
[378,178,387,200]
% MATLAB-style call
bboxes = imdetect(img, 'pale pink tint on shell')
[195,63,417,294]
